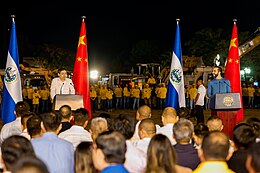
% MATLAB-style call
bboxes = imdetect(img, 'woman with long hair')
[144,134,192,173]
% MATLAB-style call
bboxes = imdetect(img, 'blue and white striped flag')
[165,19,185,110]
[1,16,23,124]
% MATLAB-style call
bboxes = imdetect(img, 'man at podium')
[207,66,231,98]
[50,68,75,101]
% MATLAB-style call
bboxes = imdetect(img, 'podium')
[53,94,84,111]
[210,92,241,138]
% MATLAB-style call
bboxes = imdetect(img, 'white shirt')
[131,120,161,143]
[50,78,75,100]
[157,123,177,145]
[0,117,22,144]
[124,140,147,173]
[196,84,206,106]
[21,128,31,140]
[134,137,151,154]
[58,125,93,150]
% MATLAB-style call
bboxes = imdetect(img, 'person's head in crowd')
[74,108,89,128]
[58,105,72,122]
[1,135,36,172]
[246,142,260,173]
[136,105,152,121]
[206,115,223,131]
[173,118,194,144]
[161,107,179,125]
[198,131,230,161]
[40,111,62,133]
[92,131,127,171]
[193,123,209,148]
[90,117,108,141]
[27,115,43,139]
[246,117,260,140]
[74,141,97,173]
[97,112,113,131]
[15,101,30,118]
[138,118,156,139]
[145,134,177,173]
[11,155,49,173]
[21,112,36,131]
[113,114,135,140]
[232,123,256,150]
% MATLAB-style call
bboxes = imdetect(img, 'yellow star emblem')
[85,58,88,63]
[235,59,239,64]
[78,35,86,48]
[229,38,237,50]
[228,58,233,63]
[77,57,82,61]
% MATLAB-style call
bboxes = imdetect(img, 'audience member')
[1,135,36,172]
[58,105,73,134]
[246,117,260,142]
[89,117,108,141]
[173,118,200,170]
[92,131,129,173]
[31,111,74,173]
[193,123,209,149]
[113,114,146,173]
[74,141,98,173]
[131,105,160,143]
[59,108,93,150]
[27,115,43,139]
[206,115,223,132]
[228,123,256,173]
[246,142,260,173]
[0,101,30,143]
[193,131,234,173]
[97,112,113,131]
[11,155,49,173]
[145,134,192,173]
[21,112,36,140]
[157,107,178,145]
[134,118,156,154]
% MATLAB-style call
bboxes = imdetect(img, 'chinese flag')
[72,17,92,119]
[224,20,244,123]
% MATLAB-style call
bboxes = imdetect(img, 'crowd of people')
[0,102,259,173]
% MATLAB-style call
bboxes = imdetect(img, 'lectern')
[53,94,84,111]
[210,92,241,138]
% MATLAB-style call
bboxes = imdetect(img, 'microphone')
[60,83,65,94]
[223,80,232,92]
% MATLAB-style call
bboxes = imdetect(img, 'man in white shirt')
[194,78,206,124]
[58,108,93,150]
[50,68,75,101]
[131,105,160,143]
[0,101,30,144]
[134,118,156,154]
[157,107,178,145]
[113,114,146,173]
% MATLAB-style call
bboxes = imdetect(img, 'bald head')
[162,107,178,125]
[206,116,223,131]
[136,105,152,120]
[138,118,156,138]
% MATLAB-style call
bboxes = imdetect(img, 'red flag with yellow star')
[224,20,244,123]
[72,17,92,119]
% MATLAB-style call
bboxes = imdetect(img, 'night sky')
[0,0,259,74]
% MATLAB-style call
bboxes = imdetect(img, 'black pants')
[194,105,204,124]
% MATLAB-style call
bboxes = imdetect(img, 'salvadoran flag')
[1,16,23,124]
[165,19,185,110]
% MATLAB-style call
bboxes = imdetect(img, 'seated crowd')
[0,101,259,173]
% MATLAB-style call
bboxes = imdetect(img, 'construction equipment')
[239,27,260,58]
